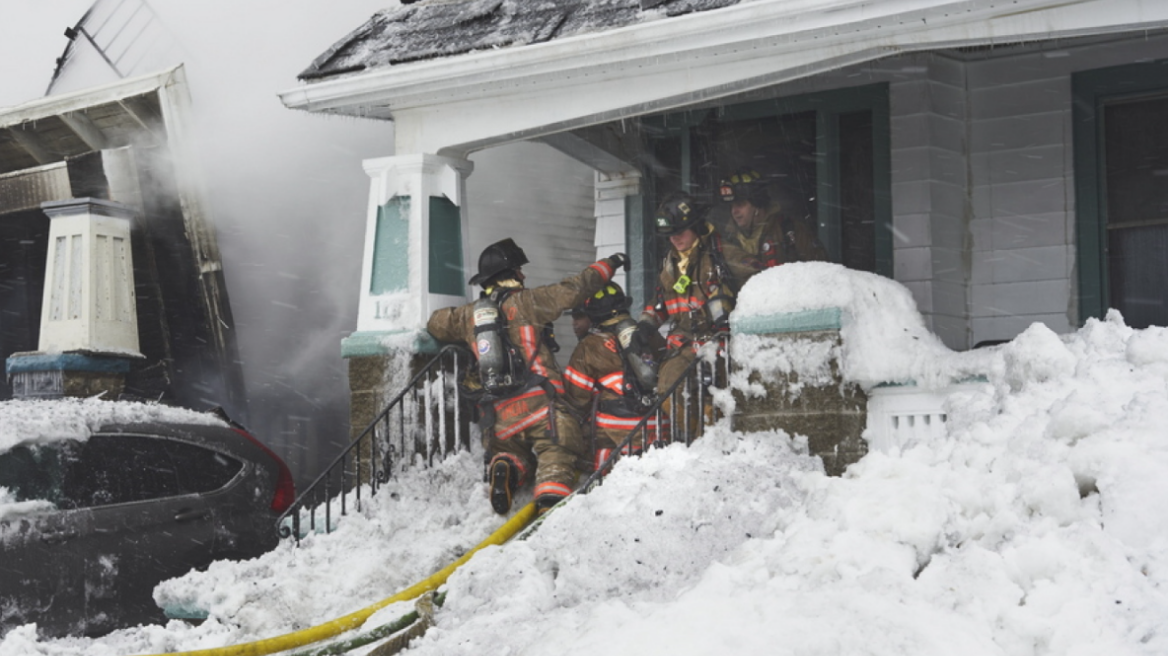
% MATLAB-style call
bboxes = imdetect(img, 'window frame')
[1072,58,1168,324]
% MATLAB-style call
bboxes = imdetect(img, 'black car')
[0,404,295,638]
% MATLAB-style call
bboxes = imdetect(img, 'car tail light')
[232,428,296,514]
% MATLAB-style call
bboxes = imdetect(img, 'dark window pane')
[1103,93,1168,328]
[1108,224,1168,328]
[1104,95,1168,226]
[0,444,67,505]
[839,111,876,273]
[163,439,240,494]
[61,435,177,506]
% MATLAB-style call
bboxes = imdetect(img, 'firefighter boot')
[489,458,518,515]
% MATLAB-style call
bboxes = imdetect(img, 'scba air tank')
[612,317,658,404]
[472,297,516,393]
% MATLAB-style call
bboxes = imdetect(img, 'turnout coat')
[427,257,619,500]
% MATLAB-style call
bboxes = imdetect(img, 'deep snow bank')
[4,267,1168,656]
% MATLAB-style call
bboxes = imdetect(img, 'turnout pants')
[486,388,585,504]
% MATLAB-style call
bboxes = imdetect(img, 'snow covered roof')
[298,0,741,80]
[282,0,1168,155]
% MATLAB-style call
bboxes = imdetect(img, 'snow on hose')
[130,503,537,656]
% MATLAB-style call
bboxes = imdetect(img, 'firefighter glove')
[608,252,630,272]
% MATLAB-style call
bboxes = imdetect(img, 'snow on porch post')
[342,153,474,448]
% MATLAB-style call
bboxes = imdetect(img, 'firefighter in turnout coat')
[717,169,828,288]
[426,238,628,515]
[564,283,668,472]
[639,194,736,441]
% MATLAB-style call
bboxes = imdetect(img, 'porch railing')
[277,335,732,541]
[277,345,474,542]
[581,335,732,490]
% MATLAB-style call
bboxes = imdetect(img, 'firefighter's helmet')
[582,282,632,322]
[654,194,706,236]
[718,169,770,208]
[469,238,529,286]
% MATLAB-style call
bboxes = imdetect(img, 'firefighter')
[716,169,827,288]
[564,282,668,473]
[639,194,735,441]
[426,238,628,516]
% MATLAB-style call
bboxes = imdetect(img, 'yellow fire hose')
[134,502,537,656]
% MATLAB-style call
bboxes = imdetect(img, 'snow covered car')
[0,399,295,638]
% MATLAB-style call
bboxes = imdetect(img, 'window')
[0,445,65,506]
[1073,60,1168,329]
[637,83,891,300]
[0,434,241,509]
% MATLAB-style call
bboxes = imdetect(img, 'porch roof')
[0,67,181,177]
[298,0,741,81]
[280,0,1168,156]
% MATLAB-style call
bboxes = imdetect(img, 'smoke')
[129,0,401,484]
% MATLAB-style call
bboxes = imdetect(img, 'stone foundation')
[6,352,131,400]
[730,313,869,477]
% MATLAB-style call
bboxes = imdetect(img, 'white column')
[38,198,142,356]
[348,153,474,350]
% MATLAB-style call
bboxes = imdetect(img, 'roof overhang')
[279,0,1168,156]
[0,66,186,176]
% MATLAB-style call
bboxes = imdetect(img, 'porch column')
[5,198,144,399]
[342,153,474,358]
[341,153,474,447]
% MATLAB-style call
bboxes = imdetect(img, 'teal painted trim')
[428,197,464,295]
[816,110,842,262]
[731,307,843,335]
[371,198,410,295]
[626,192,647,312]
[1071,59,1168,324]
[6,353,133,374]
[341,330,441,358]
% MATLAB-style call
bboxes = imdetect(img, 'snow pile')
[0,488,54,521]
[0,397,227,453]
[4,268,1168,655]
[731,262,994,391]
[152,451,501,638]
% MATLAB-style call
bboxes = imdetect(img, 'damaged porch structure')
[0,66,246,415]
[279,0,1168,455]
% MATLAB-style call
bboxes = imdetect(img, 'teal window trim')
[1071,59,1168,323]
[428,196,464,296]
[625,191,647,313]
[641,83,892,277]
[370,197,410,295]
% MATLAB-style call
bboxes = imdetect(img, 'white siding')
[728,31,1168,348]
[467,141,597,365]
[706,53,975,347]
[593,171,638,294]
[965,32,1168,345]
[887,55,971,348]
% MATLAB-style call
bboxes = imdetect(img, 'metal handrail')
[277,344,474,541]
[580,334,732,493]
